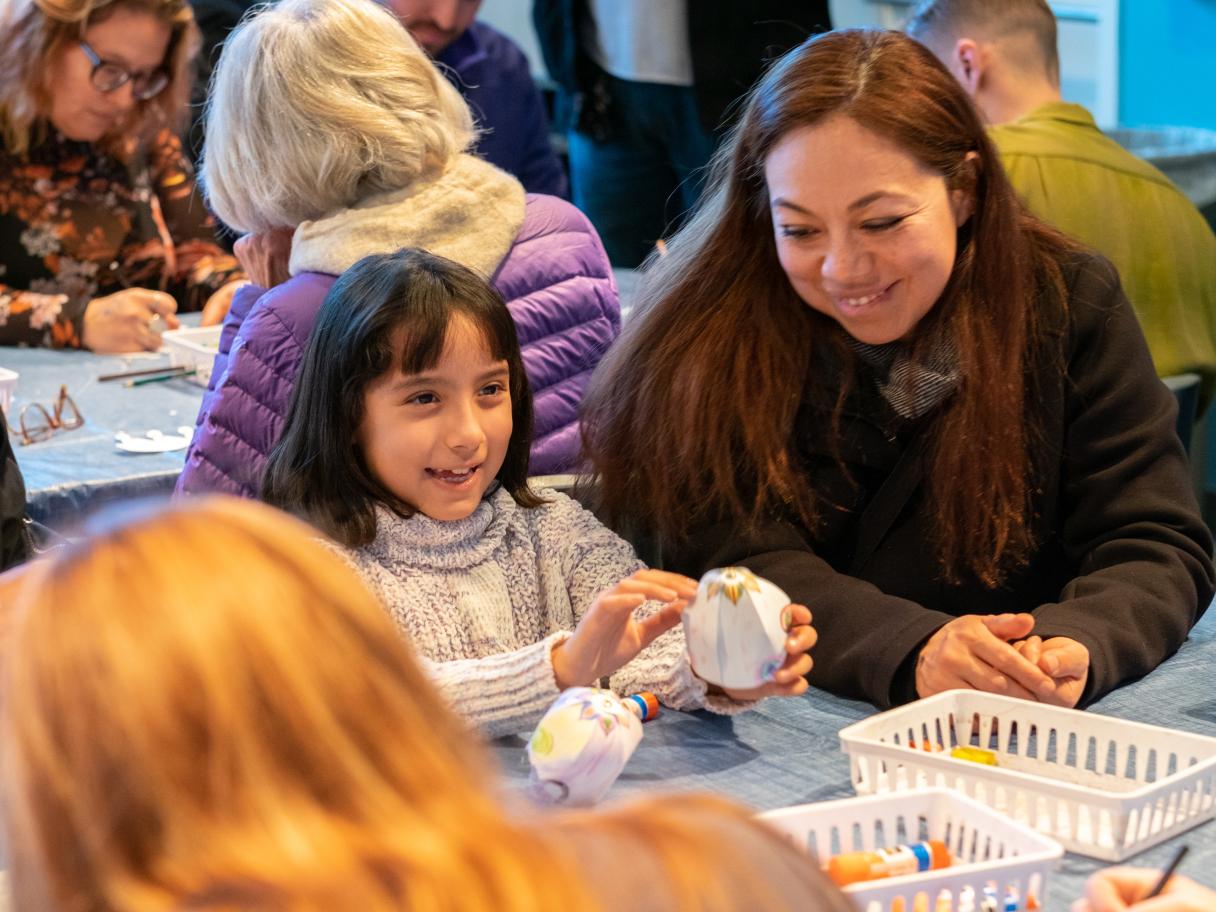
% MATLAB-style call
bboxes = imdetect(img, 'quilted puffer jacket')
[176,188,618,497]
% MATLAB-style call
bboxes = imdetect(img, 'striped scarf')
[847,333,960,419]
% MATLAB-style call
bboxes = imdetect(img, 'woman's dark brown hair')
[262,248,542,548]
[581,28,1075,586]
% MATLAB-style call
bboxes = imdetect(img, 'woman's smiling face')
[765,114,974,345]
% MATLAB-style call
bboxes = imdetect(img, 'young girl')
[261,248,817,736]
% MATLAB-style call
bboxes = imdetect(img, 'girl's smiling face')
[359,314,512,521]
[765,114,974,345]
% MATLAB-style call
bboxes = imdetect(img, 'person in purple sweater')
[377,0,567,198]
[176,0,616,498]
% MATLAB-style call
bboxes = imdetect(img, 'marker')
[1145,844,1188,899]
[100,364,185,382]
[125,368,196,387]
[950,746,999,766]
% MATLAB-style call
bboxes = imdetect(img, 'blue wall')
[1120,0,1216,129]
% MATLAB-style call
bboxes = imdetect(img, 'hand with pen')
[82,289,180,353]
[1072,866,1212,911]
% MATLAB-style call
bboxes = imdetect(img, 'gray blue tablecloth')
[1,343,203,531]
[491,608,1216,908]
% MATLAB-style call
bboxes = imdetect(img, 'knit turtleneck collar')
[359,485,518,571]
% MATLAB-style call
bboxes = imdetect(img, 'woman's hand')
[82,289,180,353]
[1013,634,1090,707]
[1071,866,1214,912]
[234,227,294,288]
[200,279,247,326]
[916,613,1059,702]
[551,570,698,690]
[718,604,816,701]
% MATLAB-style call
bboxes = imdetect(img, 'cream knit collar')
[289,154,527,279]
[361,486,518,572]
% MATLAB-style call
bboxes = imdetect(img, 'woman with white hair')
[177,0,617,495]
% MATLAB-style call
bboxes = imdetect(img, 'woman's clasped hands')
[916,612,1090,707]
[550,569,817,701]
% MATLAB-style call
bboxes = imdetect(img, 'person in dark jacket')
[533,0,831,266]
[379,0,567,198]
[580,29,1214,710]
[1,408,31,571]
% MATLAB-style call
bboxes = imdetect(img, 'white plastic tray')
[760,787,1061,911]
[161,325,222,387]
[840,690,1216,861]
[0,366,16,416]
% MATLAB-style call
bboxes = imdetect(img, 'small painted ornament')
[527,687,643,807]
[682,566,792,690]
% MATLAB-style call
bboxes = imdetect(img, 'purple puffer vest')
[176,194,618,497]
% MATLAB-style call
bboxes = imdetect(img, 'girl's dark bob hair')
[262,247,542,546]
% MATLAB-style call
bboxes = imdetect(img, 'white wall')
[477,0,548,77]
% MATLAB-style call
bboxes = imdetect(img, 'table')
[489,608,1216,909]
[1,342,204,530]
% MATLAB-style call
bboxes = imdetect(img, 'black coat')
[1,406,30,572]
[532,0,832,137]
[669,254,1214,708]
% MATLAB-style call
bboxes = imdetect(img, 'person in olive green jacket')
[907,0,1216,409]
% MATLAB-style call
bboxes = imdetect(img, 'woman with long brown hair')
[0,0,243,350]
[0,496,845,912]
[581,29,1213,710]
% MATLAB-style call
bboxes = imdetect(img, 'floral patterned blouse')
[0,126,242,347]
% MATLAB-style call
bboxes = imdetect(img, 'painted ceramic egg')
[682,567,792,690]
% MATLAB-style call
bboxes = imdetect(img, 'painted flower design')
[707,566,762,605]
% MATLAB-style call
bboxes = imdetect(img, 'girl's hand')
[719,604,816,701]
[1071,866,1214,912]
[1014,635,1090,707]
[916,613,1058,702]
[551,570,698,690]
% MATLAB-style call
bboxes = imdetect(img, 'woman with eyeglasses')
[0,0,245,352]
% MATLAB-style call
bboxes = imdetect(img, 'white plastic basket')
[759,787,1061,911]
[161,325,222,387]
[0,367,16,416]
[840,691,1216,861]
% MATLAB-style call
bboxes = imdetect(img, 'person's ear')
[950,151,981,228]
[953,38,983,94]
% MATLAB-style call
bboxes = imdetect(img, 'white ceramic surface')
[526,687,643,807]
[682,567,791,690]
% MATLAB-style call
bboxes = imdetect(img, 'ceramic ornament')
[526,687,643,807]
[682,566,792,690]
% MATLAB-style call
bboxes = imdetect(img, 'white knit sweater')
[344,486,750,736]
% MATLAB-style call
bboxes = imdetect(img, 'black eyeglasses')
[78,40,169,101]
